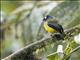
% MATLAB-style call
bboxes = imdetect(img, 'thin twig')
[65,46,80,60]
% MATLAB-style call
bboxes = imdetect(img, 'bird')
[43,15,65,40]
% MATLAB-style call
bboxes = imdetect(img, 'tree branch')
[2,24,80,60]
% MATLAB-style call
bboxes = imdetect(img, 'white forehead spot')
[44,16,47,19]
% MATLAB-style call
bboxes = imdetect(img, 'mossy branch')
[2,24,80,60]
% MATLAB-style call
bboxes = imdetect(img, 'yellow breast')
[43,22,56,33]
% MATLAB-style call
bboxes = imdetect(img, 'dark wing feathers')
[48,22,64,34]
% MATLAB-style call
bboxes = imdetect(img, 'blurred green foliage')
[0,1,80,60]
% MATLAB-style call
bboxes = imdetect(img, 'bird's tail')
[60,32,66,40]
[54,32,65,40]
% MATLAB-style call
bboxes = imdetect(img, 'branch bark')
[2,24,80,60]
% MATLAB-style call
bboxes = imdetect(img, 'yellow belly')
[44,22,56,33]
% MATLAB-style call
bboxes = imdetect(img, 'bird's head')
[43,15,53,21]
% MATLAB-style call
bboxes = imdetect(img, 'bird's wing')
[48,22,64,34]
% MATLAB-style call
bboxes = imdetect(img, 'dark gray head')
[43,15,53,21]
